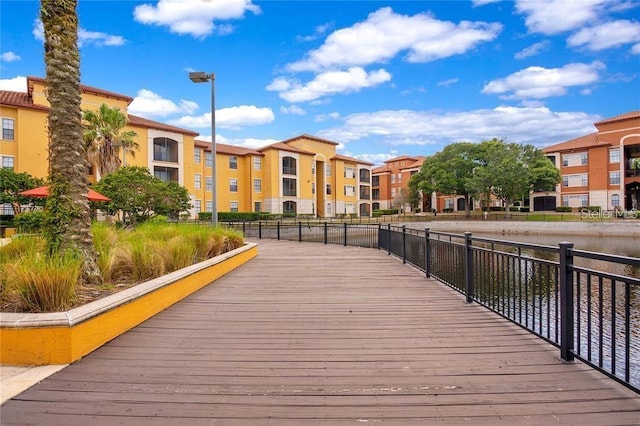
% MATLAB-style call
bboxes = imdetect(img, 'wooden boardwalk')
[2,239,639,425]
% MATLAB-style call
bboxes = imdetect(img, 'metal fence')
[227,221,639,393]
[377,224,640,394]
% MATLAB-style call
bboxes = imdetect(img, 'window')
[325,164,332,177]
[372,176,379,186]
[562,194,589,208]
[253,179,262,193]
[391,174,396,184]
[194,174,201,189]
[445,199,454,209]
[205,201,213,212]
[206,176,213,191]
[253,156,261,170]
[327,203,332,215]
[283,177,296,196]
[229,178,238,192]
[359,185,370,200]
[312,183,316,194]
[194,200,201,212]
[344,185,355,196]
[610,171,620,185]
[153,166,178,182]
[609,148,620,163]
[562,176,569,187]
[1,156,14,170]
[194,149,201,164]
[254,201,262,212]
[562,152,588,167]
[582,174,588,186]
[359,169,370,183]
[397,173,402,183]
[2,118,14,140]
[282,156,296,175]
[581,152,588,165]
[611,194,620,208]
[391,188,396,197]
[283,200,297,214]
[326,184,332,195]
[582,195,589,207]
[229,156,238,169]
[205,151,212,167]
[344,167,355,179]
[312,163,315,175]
[562,174,588,187]
[230,201,238,213]
[153,137,178,163]
[372,188,380,200]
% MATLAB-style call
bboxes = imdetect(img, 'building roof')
[258,141,316,155]
[543,132,608,153]
[0,90,49,112]
[594,110,640,127]
[280,133,340,146]
[384,155,415,164]
[372,165,390,174]
[332,153,374,166]
[194,140,263,156]
[27,76,134,103]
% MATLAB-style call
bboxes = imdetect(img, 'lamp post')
[189,71,217,227]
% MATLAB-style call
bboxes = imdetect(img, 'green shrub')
[14,211,46,233]
[489,206,506,212]
[443,208,454,213]
[556,207,573,212]
[198,212,213,221]
[217,212,273,222]
[372,209,399,217]
[0,214,14,227]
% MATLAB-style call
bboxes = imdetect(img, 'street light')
[189,71,217,227]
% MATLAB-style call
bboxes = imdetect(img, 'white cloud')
[287,7,501,72]
[633,43,640,54]
[472,0,502,5]
[133,0,260,38]
[173,105,274,130]
[0,76,27,92]
[128,89,197,118]
[568,20,640,51]
[314,112,341,122]
[33,20,125,47]
[207,135,279,150]
[1,52,21,62]
[482,61,605,99]
[280,105,306,115]
[515,0,613,35]
[437,78,459,87]
[317,106,601,149]
[514,41,550,59]
[298,22,334,42]
[267,67,391,103]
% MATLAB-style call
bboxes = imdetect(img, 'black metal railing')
[377,224,640,393]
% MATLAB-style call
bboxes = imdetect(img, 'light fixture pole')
[189,71,217,227]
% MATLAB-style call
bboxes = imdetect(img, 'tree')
[411,142,479,217]
[83,103,138,178]
[0,169,45,214]
[94,166,191,224]
[41,0,101,284]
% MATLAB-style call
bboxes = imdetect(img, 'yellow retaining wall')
[0,243,257,365]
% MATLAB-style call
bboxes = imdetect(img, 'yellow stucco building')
[1,77,373,218]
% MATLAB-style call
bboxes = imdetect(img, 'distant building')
[372,156,426,212]
[541,111,640,212]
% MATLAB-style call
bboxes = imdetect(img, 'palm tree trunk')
[41,0,101,285]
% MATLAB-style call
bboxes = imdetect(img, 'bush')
[489,206,506,212]
[443,208,454,213]
[372,209,399,217]
[519,207,530,213]
[198,212,213,221]
[218,212,273,222]
[0,214,14,227]
[556,207,573,212]
[14,211,46,233]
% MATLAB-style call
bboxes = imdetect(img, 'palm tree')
[41,0,101,285]
[83,103,139,178]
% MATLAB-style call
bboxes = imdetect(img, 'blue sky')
[1,0,639,164]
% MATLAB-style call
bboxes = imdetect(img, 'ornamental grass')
[0,223,244,312]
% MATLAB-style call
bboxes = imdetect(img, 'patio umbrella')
[19,186,111,202]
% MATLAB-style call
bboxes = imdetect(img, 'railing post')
[402,225,407,264]
[464,232,473,303]
[277,220,281,241]
[242,221,246,235]
[559,241,575,362]
[387,224,391,255]
[258,221,262,239]
[343,222,348,246]
[377,223,381,250]
[425,228,430,278]
[324,222,328,244]
[298,221,302,242]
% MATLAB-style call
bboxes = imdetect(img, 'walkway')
[2,239,639,425]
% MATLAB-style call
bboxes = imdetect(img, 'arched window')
[153,137,178,163]
[282,156,296,175]
[611,194,620,208]
[283,201,297,214]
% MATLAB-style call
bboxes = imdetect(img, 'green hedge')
[556,207,572,212]
[372,209,399,217]
[0,214,14,227]
[198,212,274,222]
[14,211,46,233]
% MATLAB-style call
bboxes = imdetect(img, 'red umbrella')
[19,186,111,202]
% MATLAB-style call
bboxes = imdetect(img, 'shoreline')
[403,220,640,238]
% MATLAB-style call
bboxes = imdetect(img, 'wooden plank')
[2,239,639,425]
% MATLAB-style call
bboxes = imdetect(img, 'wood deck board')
[2,239,639,425]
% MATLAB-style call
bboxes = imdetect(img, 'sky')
[1,0,639,165]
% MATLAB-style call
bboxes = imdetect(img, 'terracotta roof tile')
[258,141,315,155]
[281,134,340,146]
[0,90,48,111]
[127,114,199,136]
[332,153,374,166]
[594,110,640,127]
[194,140,263,156]
[27,76,133,103]
[543,133,608,153]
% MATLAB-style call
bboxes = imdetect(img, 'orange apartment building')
[372,156,426,212]
[540,111,640,212]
